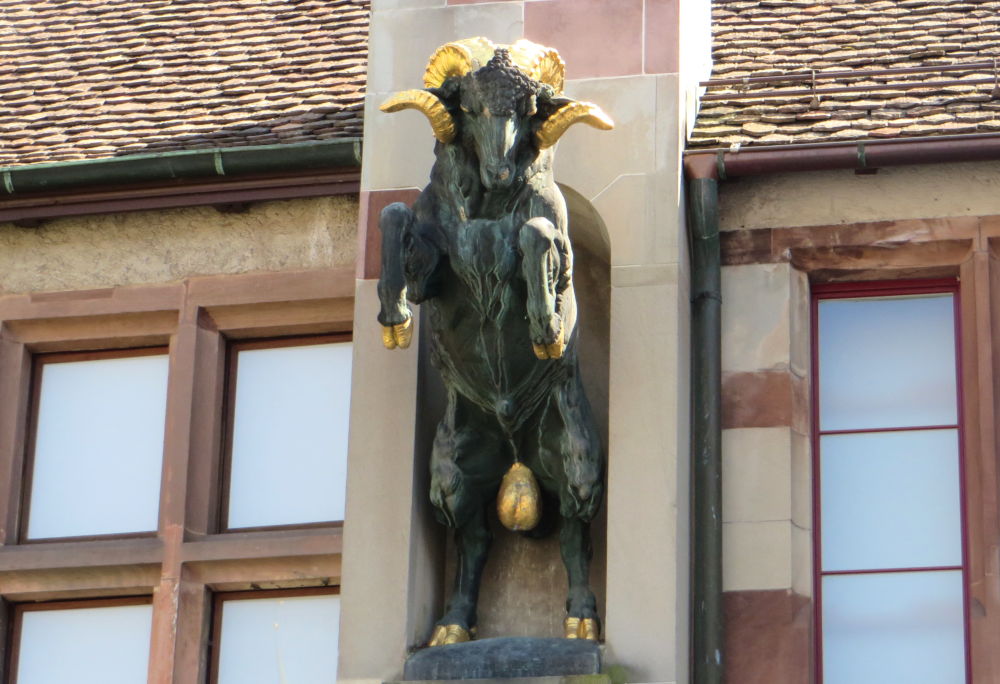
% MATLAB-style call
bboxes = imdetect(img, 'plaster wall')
[0,196,358,295]
[719,161,1000,232]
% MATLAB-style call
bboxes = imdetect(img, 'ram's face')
[454,54,539,191]
[378,40,614,184]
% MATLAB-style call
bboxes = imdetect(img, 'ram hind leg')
[428,393,506,645]
[519,217,571,360]
[543,375,604,640]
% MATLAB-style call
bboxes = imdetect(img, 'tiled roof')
[690,0,1000,149]
[0,0,368,168]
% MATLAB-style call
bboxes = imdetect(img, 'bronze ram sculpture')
[377,37,612,646]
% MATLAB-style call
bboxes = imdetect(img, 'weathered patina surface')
[377,37,612,646]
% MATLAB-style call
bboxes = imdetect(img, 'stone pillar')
[340,2,709,682]
[719,263,813,684]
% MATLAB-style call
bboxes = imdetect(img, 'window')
[0,269,354,682]
[8,597,153,684]
[813,280,969,684]
[23,349,169,541]
[222,336,353,530]
[210,588,340,683]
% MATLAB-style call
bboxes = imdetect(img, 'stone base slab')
[401,637,602,681]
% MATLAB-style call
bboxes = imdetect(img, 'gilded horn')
[380,89,457,144]
[509,39,565,94]
[536,101,614,150]
[423,40,479,89]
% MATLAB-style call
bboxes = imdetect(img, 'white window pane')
[228,342,352,528]
[28,354,168,539]
[822,571,965,684]
[218,593,340,683]
[818,294,957,431]
[16,602,152,684]
[821,429,962,571]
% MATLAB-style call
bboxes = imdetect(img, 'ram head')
[380,37,614,190]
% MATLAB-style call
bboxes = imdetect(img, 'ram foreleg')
[519,217,570,360]
[377,202,440,349]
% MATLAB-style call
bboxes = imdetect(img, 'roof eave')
[0,139,362,224]
[684,132,1000,180]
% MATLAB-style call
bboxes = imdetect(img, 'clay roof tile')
[692,0,1000,147]
[0,0,369,166]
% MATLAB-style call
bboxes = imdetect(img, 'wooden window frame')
[207,586,341,684]
[0,267,354,683]
[218,333,353,534]
[5,595,153,684]
[810,278,972,684]
[19,346,170,545]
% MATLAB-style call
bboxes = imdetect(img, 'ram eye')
[460,104,471,113]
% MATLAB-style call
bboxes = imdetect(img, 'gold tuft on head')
[380,89,457,143]
[536,101,614,150]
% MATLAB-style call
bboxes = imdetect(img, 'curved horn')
[423,41,476,89]
[536,101,614,149]
[380,90,457,143]
[509,39,565,94]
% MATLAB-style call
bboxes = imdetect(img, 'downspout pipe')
[686,154,723,684]
[0,138,362,196]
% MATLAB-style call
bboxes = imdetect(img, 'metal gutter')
[0,139,361,196]
[0,139,362,224]
[683,132,1000,179]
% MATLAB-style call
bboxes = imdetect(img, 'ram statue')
[377,37,613,646]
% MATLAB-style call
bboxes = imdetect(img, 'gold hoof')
[382,318,413,350]
[532,324,565,360]
[564,616,599,641]
[428,624,472,647]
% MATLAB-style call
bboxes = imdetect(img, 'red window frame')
[20,346,170,544]
[207,586,341,684]
[219,333,353,533]
[5,595,154,683]
[810,278,971,683]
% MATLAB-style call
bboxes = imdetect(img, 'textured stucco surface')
[0,195,358,294]
[719,161,1000,232]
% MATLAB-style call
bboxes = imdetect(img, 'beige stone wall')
[0,196,358,295]
[719,160,1000,232]
[720,263,811,596]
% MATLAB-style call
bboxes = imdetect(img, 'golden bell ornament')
[497,462,541,531]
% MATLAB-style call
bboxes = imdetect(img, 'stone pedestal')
[402,638,602,681]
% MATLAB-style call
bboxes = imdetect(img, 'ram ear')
[535,100,614,149]
[380,90,458,144]
[429,78,461,101]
